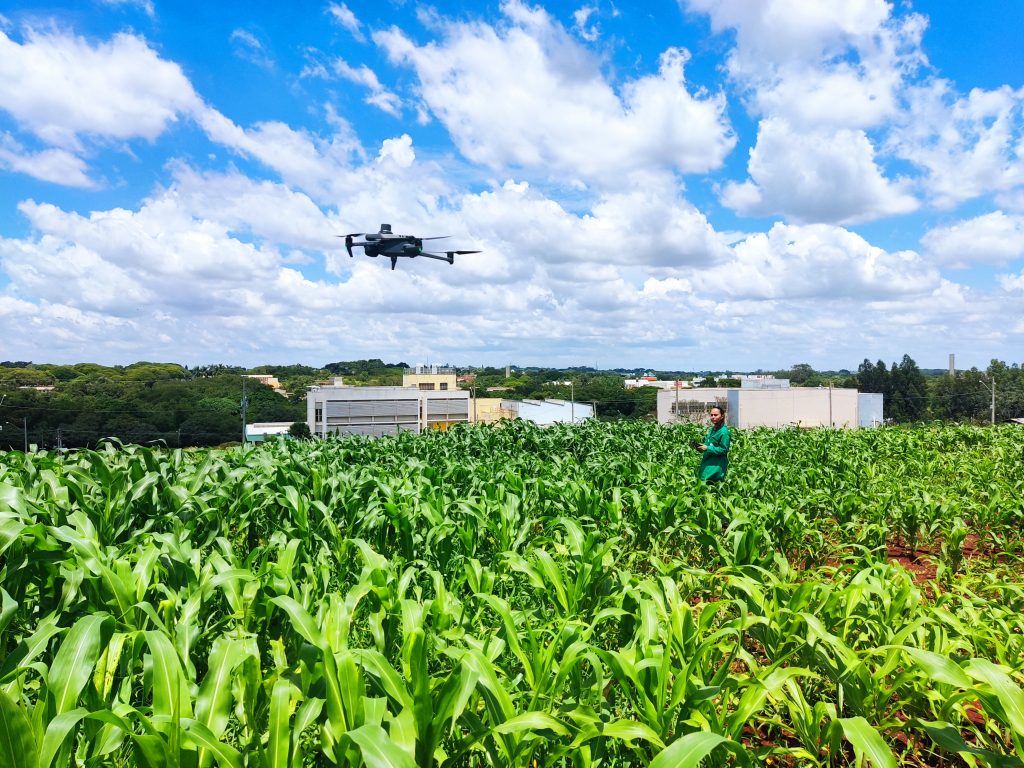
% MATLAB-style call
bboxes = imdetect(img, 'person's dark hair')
[709,405,725,414]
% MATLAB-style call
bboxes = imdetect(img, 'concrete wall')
[730,388,859,428]
[659,387,877,429]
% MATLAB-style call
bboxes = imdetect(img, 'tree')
[288,421,312,439]
[789,363,816,385]
[857,359,889,395]
[888,355,927,422]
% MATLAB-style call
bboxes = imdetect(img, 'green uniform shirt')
[698,423,730,482]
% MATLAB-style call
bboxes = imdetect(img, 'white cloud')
[376,1,734,185]
[921,211,1024,268]
[97,0,155,19]
[720,119,918,224]
[330,58,402,116]
[327,3,364,41]
[230,29,274,70]
[0,133,94,188]
[573,6,600,42]
[685,0,924,129]
[890,81,1024,208]
[377,134,415,168]
[999,271,1024,293]
[696,222,939,300]
[194,108,365,200]
[0,27,200,150]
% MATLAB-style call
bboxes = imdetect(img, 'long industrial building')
[307,367,470,437]
[657,386,883,428]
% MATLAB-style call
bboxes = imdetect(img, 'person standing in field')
[697,405,730,483]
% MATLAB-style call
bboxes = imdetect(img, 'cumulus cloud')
[686,0,928,223]
[921,211,1024,268]
[721,118,918,223]
[890,81,1024,208]
[376,1,734,185]
[686,0,924,128]
[0,27,200,150]
[696,222,939,300]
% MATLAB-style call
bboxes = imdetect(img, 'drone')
[340,224,481,270]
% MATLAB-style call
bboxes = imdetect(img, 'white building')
[501,399,594,425]
[657,387,882,429]
[307,370,470,437]
[245,422,294,442]
[624,377,691,390]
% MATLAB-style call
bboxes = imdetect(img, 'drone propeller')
[337,233,365,257]
[419,236,450,241]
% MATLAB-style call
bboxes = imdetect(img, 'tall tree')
[888,355,927,422]
[857,359,889,395]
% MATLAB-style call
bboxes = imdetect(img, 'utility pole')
[980,376,996,425]
[23,417,27,453]
[570,381,575,424]
[241,376,249,446]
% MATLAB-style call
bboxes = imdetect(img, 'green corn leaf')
[0,689,37,768]
[271,596,325,649]
[912,718,1022,768]
[600,719,665,749]
[834,717,897,768]
[897,647,972,688]
[47,614,112,717]
[0,618,62,688]
[267,677,293,768]
[132,733,170,768]
[345,723,417,768]
[195,636,251,768]
[965,659,1024,736]
[144,630,193,722]
[0,589,15,637]
[182,718,243,768]
[493,711,569,736]
[649,731,750,768]
[37,708,88,768]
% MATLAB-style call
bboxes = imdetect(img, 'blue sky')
[0,0,1022,371]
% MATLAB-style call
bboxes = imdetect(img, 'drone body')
[341,224,481,270]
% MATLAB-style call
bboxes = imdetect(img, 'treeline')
[0,363,303,450]
[852,356,1024,423]
[1,356,1021,450]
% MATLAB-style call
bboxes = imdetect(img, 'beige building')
[402,365,457,392]
[471,397,515,424]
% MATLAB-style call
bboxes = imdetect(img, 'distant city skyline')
[0,1,1022,370]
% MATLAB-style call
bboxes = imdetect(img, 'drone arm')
[419,252,455,264]
[420,252,455,265]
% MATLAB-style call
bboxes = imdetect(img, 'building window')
[419,383,435,391]
[439,382,448,391]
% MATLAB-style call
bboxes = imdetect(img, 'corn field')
[2,421,1023,767]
